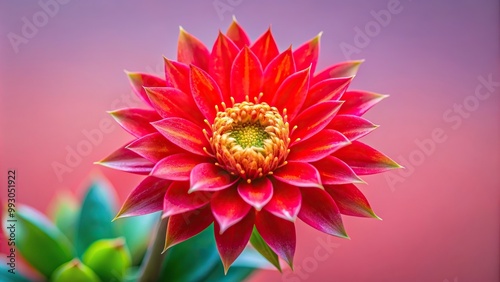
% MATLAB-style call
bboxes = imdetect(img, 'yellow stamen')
[210,101,290,180]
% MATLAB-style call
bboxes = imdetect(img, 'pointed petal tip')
[231,14,238,22]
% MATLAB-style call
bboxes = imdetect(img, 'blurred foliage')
[1,177,275,281]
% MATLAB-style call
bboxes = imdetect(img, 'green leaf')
[249,226,281,271]
[2,205,74,278]
[159,224,220,282]
[75,178,117,257]
[51,259,101,282]
[233,247,277,270]
[0,259,31,282]
[82,237,131,282]
[203,264,255,282]
[115,212,160,266]
[48,191,80,243]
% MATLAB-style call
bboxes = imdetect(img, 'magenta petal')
[109,108,161,138]
[164,58,191,95]
[237,178,273,211]
[97,144,154,175]
[144,87,204,124]
[255,209,296,268]
[151,153,212,181]
[250,28,279,68]
[273,162,322,188]
[126,72,166,107]
[152,117,210,156]
[325,184,379,219]
[190,163,238,192]
[210,32,239,103]
[126,132,184,163]
[212,186,251,233]
[338,90,387,116]
[264,180,301,221]
[302,77,353,110]
[328,114,378,141]
[290,101,343,143]
[190,64,224,122]
[312,60,364,85]
[226,18,251,49]
[312,156,363,185]
[164,205,213,250]
[271,67,310,121]
[177,27,210,71]
[230,47,263,103]
[261,47,296,103]
[115,176,170,218]
[215,211,255,273]
[163,181,212,217]
[287,129,351,162]
[334,141,401,175]
[298,188,348,238]
[293,33,320,73]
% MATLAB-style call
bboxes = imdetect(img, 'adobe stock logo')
[340,0,405,60]
[385,74,499,191]
[7,0,71,54]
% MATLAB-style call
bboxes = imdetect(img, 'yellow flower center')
[210,101,290,181]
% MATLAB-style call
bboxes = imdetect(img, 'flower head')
[98,19,401,271]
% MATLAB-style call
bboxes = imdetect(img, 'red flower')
[98,19,401,271]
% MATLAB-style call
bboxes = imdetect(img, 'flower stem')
[137,216,167,282]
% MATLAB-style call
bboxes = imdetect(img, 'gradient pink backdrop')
[1,1,499,281]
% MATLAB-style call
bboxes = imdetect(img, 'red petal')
[237,178,273,211]
[325,184,379,219]
[255,209,295,268]
[215,211,255,273]
[151,153,212,181]
[163,181,212,217]
[291,101,343,143]
[212,187,251,233]
[328,114,378,141]
[109,108,161,138]
[164,205,213,250]
[230,47,263,103]
[210,32,239,103]
[190,163,238,192]
[312,156,363,185]
[126,72,166,107]
[126,132,184,162]
[287,129,351,162]
[334,141,401,175]
[152,117,210,156]
[115,176,170,218]
[144,87,204,124]
[273,162,322,188]
[226,17,251,49]
[302,77,353,110]
[250,28,279,68]
[271,67,310,121]
[293,33,321,73]
[190,64,223,122]
[97,145,154,175]
[261,47,295,103]
[264,180,301,221]
[338,90,387,116]
[298,188,348,238]
[164,58,191,95]
[177,27,210,71]
[312,60,364,85]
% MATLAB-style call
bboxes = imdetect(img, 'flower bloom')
[98,19,401,271]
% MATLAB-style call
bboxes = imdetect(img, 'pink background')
[1,1,499,281]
